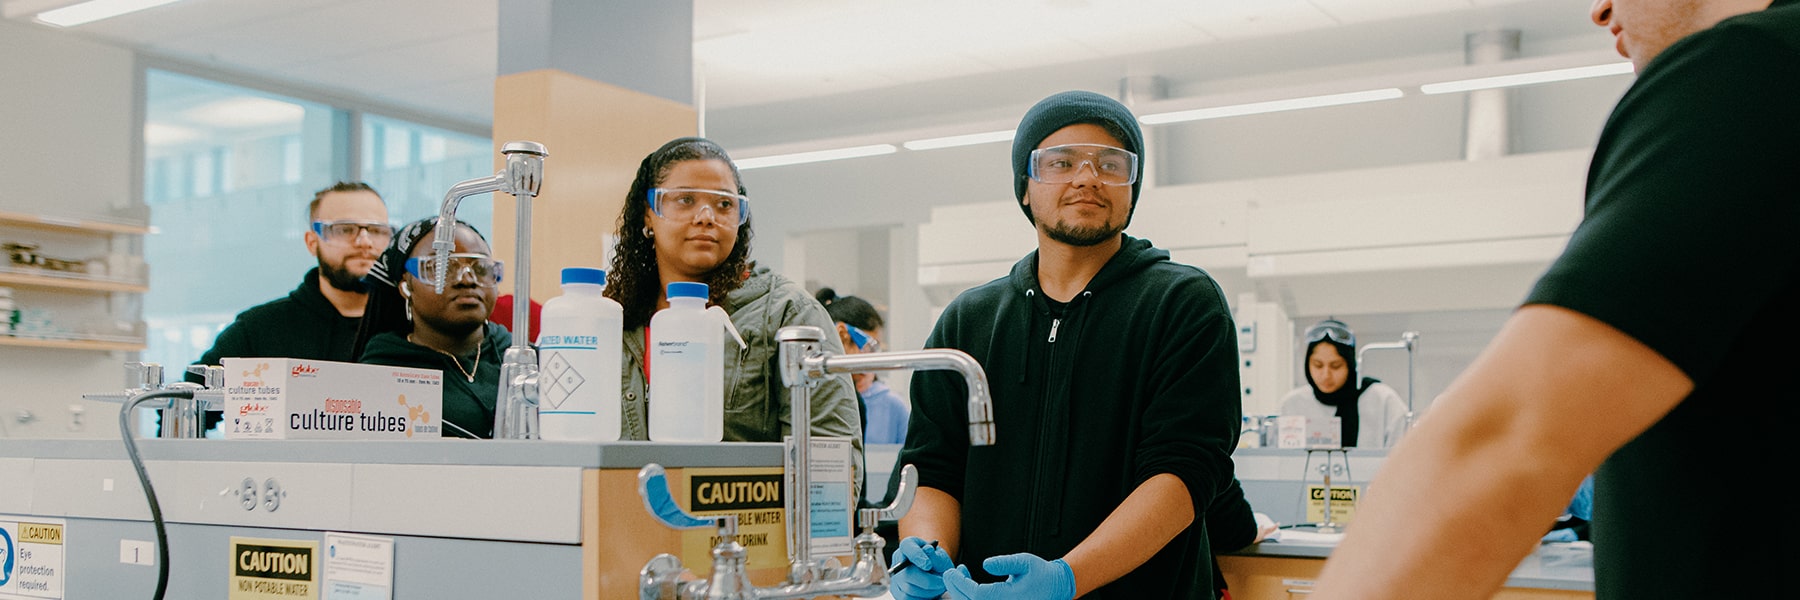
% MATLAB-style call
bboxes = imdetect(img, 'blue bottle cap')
[562,267,605,286]
[668,281,708,299]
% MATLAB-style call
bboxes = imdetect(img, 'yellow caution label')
[229,537,319,600]
[18,522,62,545]
[681,467,790,573]
[1304,485,1360,525]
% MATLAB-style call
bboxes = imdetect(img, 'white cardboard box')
[1277,415,1341,449]
[223,358,444,440]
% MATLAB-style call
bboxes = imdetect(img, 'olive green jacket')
[621,268,864,495]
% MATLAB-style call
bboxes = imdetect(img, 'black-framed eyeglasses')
[311,220,395,244]
[404,253,504,287]
[646,187,750,226]
[1027,143,1138,186]
[1304,319,1355,347]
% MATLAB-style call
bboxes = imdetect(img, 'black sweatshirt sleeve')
[1131,270,1242,516]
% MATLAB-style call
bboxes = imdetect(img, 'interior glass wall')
[142,69,490,374]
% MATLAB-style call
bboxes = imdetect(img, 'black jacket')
[193,267,362,370]
[359,323,511,439]
[900,235,1242,598]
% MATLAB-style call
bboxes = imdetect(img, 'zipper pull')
[1048,318,1061,343]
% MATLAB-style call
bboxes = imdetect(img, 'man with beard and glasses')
[188,182,390,431]
[891,90,1242,600]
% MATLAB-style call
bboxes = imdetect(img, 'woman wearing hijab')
[353,216,511,439]
[1278,319,1410,448]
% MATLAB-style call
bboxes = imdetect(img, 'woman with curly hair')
[606,137,863,486]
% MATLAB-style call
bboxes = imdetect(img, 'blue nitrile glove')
[943,553,1076,600]
[889,537,955,600]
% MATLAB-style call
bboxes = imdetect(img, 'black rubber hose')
[118,389,193,600]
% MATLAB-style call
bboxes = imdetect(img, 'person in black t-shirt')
[1313,1,1799,598]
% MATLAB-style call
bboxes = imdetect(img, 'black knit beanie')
[1011,90,1145,223]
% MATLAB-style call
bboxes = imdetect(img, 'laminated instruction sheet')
[785,436,855,558]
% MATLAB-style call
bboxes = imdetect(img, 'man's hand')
[890,536,955,600]
[943,553,1076,600]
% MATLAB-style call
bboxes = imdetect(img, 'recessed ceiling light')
[902,130,1015,151]
[736,144,897,170]
[1139,88,1406,125]
[1419,62,1634,95]
[35,0,185,27]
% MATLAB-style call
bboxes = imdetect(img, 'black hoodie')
[900,235,1242,598]
[193,267,362,371]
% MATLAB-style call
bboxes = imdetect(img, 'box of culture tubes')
[223,357,443,440]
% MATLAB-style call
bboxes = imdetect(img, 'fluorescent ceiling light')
[902,130,1015,151]
[737,144,897,170]
[181,97,305,129]
[35,0,184,27]
[1139,88,1405,125]
[1419,62,1634,94]
[143,122,200,146]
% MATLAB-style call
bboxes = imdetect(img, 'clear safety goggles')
[404,253,504,287]
[311,220,395,244]
[1027,143,1138,186]
[1303,319,1355,346]
[647,187,750,226]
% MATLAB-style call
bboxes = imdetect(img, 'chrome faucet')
[82,361,224,439]
[1358,331,1421,433]
[636,324,996,600]
[431,141,547,439]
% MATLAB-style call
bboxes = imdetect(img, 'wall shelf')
[0,269,148,293]
[0,335,145,352]
[0,209,151,236]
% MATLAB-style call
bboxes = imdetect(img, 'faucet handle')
[186,364,224,388]
[501,141,547,199]
[858,464,919,530]
[126,361,163,391]
[638,464,737,534]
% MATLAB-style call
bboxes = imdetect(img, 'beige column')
[490,71,695,303]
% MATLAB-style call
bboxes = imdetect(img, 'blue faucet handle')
[637,464,719,531]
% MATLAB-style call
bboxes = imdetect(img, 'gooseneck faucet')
[1358,331,1421,433]
[636,325,996,600]
[432,141,547,439]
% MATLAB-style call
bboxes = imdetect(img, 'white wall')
[0,18,141,438]
[735,34,1632,421]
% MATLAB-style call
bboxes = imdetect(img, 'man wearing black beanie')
[894,90,1243,599]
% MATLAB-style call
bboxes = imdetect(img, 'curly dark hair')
[606,137,754,330]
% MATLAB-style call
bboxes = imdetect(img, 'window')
[142,70,342,371]
[360,114,494,234]
[141,70,492,373]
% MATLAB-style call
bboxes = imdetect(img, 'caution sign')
[0,515,65,599]
[1304,485,1360,525]
[229,537,319,600]
[680,467,788,573]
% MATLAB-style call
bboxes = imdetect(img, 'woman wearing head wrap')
[605,137,863,491]
[354,216,511,439]
[1278,319,1410,448]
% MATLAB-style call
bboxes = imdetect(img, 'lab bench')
[0,438,792,599]
[1222,447,1593,599]
[1220,540,1594,599]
